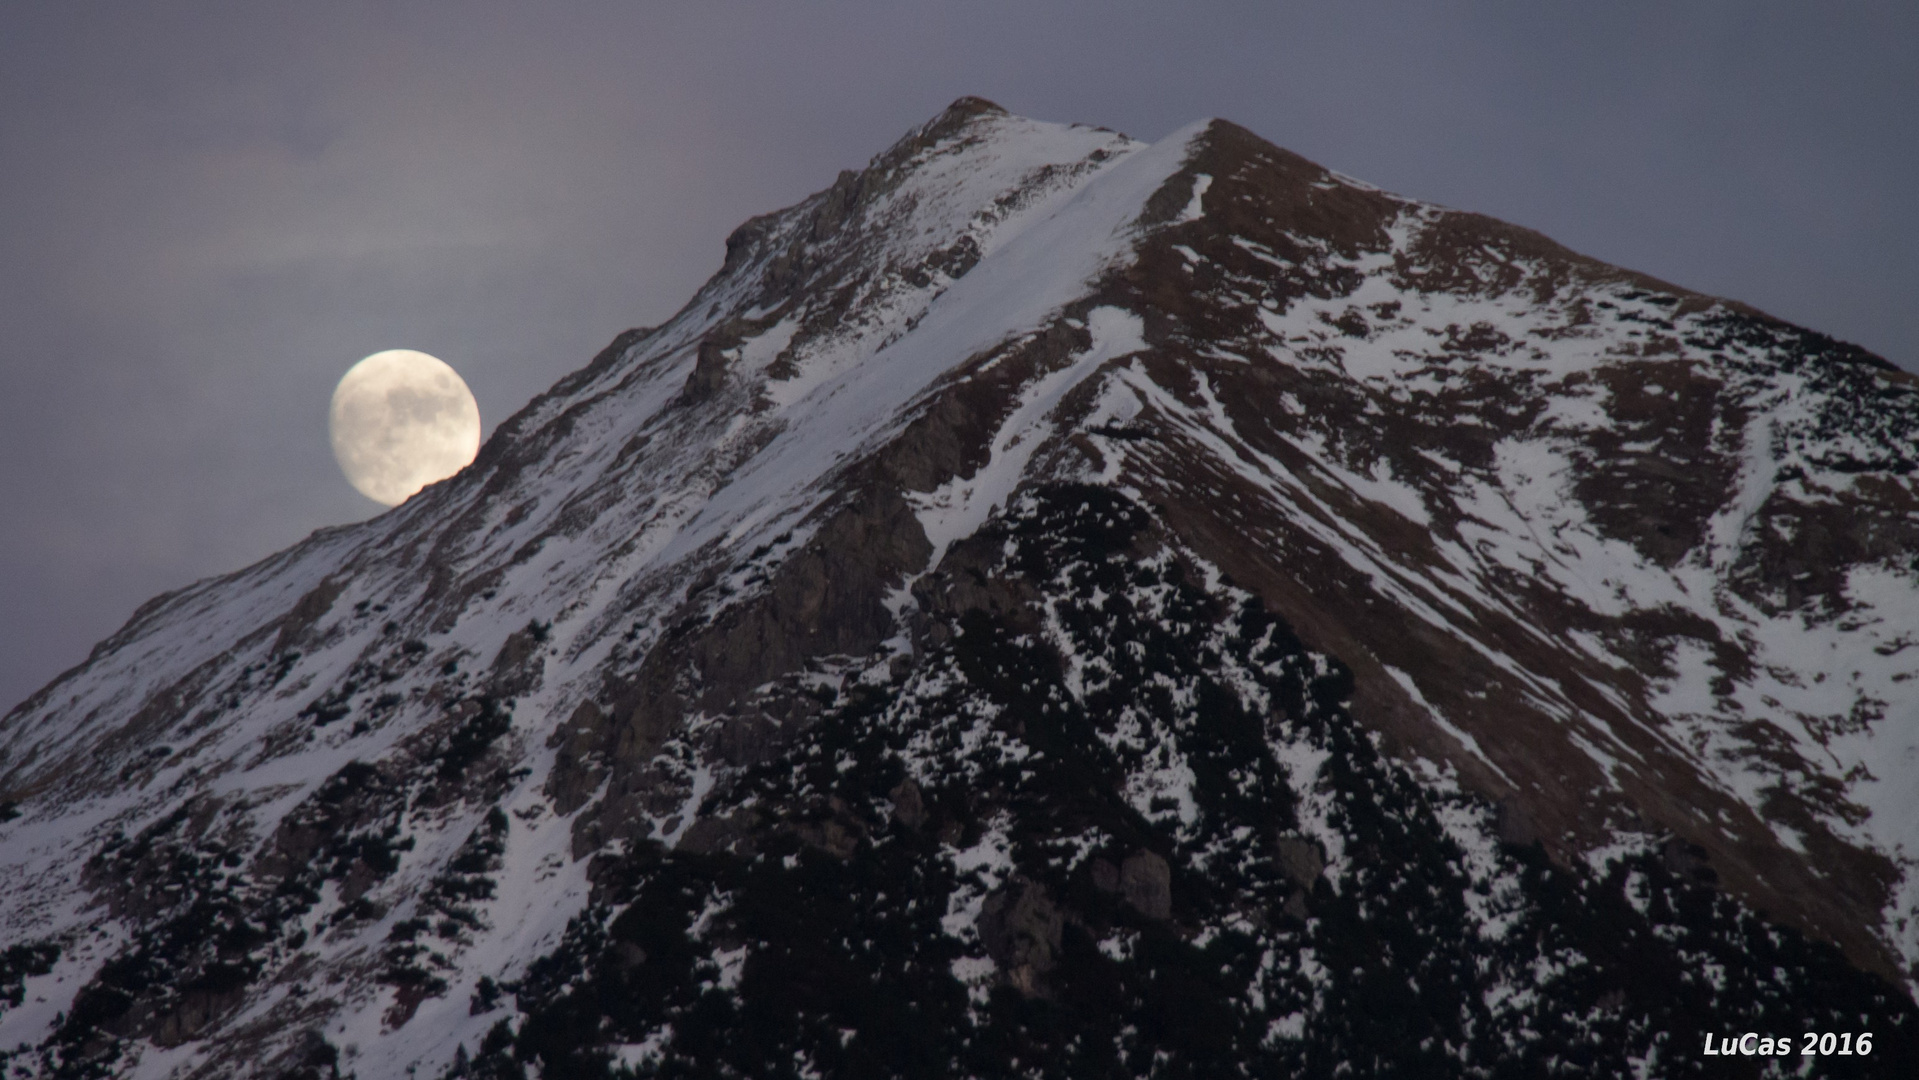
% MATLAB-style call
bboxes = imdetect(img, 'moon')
[328,349,481,506]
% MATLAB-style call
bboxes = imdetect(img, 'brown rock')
[1120,850,1172,920]
[678,336,733,406]
[715,712,783,768]
[978,878,1063,997]
[890,778,927,830]
[611,941,647,972]
[679,810,760,856]
[272,576,346,656]
[153,985,245,1047]
[488,625,545,698]
[1273,835,1324,888]
[1662,836,1716,884]
[796,814,863,860]
[338,858,381,903]
[273,1029,341,1080]
[544,700,609,816]
[1282,888,1310,922]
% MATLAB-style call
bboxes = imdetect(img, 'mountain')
[3,96,1917,1079]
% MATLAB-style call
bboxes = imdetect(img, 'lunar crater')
[329,349,481,506]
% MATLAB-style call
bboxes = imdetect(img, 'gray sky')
[3,1,1914,713]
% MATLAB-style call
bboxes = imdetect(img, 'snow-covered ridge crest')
[0,99,1221,1078]
[0,101,1166,797]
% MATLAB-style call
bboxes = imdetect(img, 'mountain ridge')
[2,97,1916,1079]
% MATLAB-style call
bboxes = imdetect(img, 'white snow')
[911,306,1147,569]
[1178,174,1212,223]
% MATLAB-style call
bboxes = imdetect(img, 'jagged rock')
[1282,889,1311,922]
[677,336,733,406]
[977,877,1063,997]
[487,622,545,698]
[152,983,245,1047]
[276,1029,342,1080]
[678,809,761,856]
[272,577,346,656]
[544,699,608,815]
[1120,850,1172,920]
[888,778,926,830]
[1662,835,1718,884]
[610,940,647,972]
[794,795,866,859]
[713,711,783,767]
[1088,856,1120,893]
[1273,834,1324,889]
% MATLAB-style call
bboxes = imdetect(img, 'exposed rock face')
[1118,850,1172,920]
[2,97,1918,1078]
[977,878,1064,996]
[1273,834,1324,889]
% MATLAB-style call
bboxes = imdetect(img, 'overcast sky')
[3,1,1914,713]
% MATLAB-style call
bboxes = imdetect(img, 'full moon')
[328,349,482,507]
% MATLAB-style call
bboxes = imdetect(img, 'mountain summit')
[4,98,1917,1078]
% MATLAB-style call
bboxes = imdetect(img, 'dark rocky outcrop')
[1117,850,1171,921]
[977,878,1063,996]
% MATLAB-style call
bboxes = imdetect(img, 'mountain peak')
[3,102,1917,1077]
[930,93,1009,124]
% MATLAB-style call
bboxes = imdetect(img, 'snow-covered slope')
[2,98,1916,1078]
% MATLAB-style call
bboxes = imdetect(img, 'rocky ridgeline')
[2,98,1916,1078]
